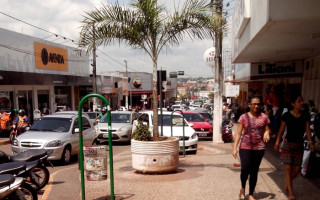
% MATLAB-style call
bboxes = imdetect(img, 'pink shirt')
[238,113,270,150]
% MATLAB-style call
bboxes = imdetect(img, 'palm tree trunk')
[152,57,159,140]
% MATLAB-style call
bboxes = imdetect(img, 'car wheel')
[60,146,71,165]
[190,150,197,155]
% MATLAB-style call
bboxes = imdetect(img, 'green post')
[78,94,114,200]
[170,110,186,157]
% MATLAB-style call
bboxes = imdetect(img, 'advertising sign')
[34,42,68,71]
[203,47,215,67]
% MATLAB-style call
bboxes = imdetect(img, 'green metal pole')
[78,94,114,200]
[77,102,85,200]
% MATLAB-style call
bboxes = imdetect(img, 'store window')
[0,91,13,113]
[55,86,72,111]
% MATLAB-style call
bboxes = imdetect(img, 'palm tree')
[79,0,221,140]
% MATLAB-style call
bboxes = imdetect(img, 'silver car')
[12,111,97,165]
[96,111,139,143]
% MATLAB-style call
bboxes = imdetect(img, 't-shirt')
[238,112,270,150]
[281,111,309,143]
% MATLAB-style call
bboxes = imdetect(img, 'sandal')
[239,189,245,200]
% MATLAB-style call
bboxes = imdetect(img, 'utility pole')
[213,0,223,143]
[124,60,129,110]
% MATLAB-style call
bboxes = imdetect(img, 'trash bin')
[83,145,108,181]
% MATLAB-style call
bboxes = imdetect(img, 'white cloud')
[0,0,233,78]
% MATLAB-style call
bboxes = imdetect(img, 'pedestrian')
[274,93,314,200]
[232,95,270,200]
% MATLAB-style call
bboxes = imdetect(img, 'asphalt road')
[0,142,130,199]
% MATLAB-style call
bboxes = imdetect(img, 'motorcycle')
[0,161,38,200]
[0,174,26,200]
[222,118,233,143]
[0,149,52,191]
[9,122,30,143]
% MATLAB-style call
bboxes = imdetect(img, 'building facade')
[232,0,320,111]
[0,28,91,122]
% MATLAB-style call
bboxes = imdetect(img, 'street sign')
[169,72,177,78]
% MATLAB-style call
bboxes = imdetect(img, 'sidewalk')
[46,140,320,200]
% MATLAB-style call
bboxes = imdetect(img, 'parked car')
[85,111,100,125]
[182,111,213,140]
[11,111,97,165]
[95,111,139,144]
[193,109,213,125]
[132,111,198,154]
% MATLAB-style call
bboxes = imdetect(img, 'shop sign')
[225,85,240,97]
[0,92,9,98]
[34,42,68,71]
[252,61,303,76]
[101,87,112,94]
[203,47,215,67]
[132,77,142,89]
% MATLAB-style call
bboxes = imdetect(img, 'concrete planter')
[131,137,179,173]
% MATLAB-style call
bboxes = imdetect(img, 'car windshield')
[101,113,131,123]
[158,115,187,126]
[183,113,205,122]
[86,113,98,119]
[200,113,213,120]
[30,118,72,132]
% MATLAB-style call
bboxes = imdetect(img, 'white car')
[95,111,140,143]
[132,111,198,154]
[12,111,97,165]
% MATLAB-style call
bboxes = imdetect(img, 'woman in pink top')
[233,95,271,200]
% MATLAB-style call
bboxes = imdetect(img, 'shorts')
[281,140,303,166]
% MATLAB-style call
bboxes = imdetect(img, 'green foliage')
[132,121,151,141]
[208,92,214,99]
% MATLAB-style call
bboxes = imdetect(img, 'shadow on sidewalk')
[263,137,320,199]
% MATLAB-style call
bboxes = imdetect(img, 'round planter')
[131,137,179,173]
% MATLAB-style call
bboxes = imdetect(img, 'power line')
[0,11,138,72]
[0,11,77,44]
[97,49,138,72]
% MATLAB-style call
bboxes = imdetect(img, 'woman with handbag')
[233,95,271,200]
[274,93,314,200]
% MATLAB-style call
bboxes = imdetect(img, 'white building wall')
[0,28,89,76]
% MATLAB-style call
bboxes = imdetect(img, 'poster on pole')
[224,85,240,97]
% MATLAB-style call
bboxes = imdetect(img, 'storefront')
[233,61,303,111]
[0,28,91,122]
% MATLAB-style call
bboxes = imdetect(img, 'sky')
[0,0,234,78]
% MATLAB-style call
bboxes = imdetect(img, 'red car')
[182,111,213,139]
